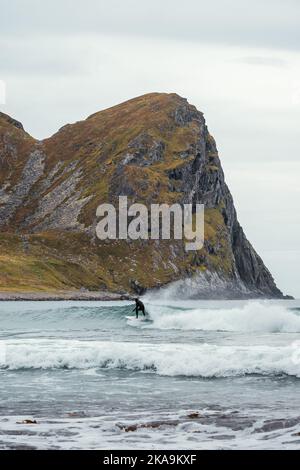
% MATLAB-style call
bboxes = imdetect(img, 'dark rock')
[0,111,24,131]
[130,280,146,296]
[187,412,201,419]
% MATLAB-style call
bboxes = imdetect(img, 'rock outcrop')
[0,93,284,298]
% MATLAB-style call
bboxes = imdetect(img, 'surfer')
[132,298,146,319]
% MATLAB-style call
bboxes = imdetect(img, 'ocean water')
[0,297,300,450]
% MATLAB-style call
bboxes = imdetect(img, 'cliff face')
[0,93,283,298]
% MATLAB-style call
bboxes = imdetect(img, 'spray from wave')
[145,302,300,333]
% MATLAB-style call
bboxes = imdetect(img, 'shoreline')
[0,290,294,301]
[0,291,131,301]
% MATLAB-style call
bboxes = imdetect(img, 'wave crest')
[1,339,300,378]
[146,302,300,332]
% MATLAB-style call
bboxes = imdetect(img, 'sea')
[0,297,300,450]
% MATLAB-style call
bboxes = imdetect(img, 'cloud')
[1,0,300,51]
[0,37,88,77]
[233,56,288,68]
[0,80,5,105]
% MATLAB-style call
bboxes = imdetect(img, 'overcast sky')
[1,0,299,297]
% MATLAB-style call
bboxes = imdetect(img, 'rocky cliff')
[0,93,284,298]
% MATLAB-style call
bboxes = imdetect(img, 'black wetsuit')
[133,299,146,319]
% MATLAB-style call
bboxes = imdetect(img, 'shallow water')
[0,298,300,449]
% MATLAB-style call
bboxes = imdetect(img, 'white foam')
[1,339,300,378]
[145,301,300,333]
[2,409,299,450]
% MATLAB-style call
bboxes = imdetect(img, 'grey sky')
[0,0,299,297]
[1,0,300,51]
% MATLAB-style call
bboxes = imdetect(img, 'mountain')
[0,93,285,298]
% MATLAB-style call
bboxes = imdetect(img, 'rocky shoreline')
[0,289,293,301]
[0,291,131,301]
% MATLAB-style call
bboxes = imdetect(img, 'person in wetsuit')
[133,298,146,319]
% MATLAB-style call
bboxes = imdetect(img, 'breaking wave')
[1,300,300,334]
[146,302,300,333]
[1,339,300,378]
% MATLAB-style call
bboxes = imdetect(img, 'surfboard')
[126,315,148,322]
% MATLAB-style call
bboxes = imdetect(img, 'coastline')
[0,291,131,301]
[0,290,294,301]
